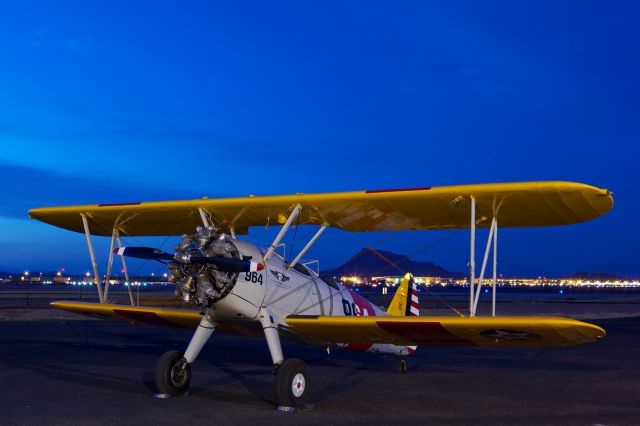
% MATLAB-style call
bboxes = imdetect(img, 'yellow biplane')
[29,181,613,409]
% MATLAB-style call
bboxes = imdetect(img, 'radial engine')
[167,227,242,307]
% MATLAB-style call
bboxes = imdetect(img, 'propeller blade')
[189,256,264,273]
[114,247,264,273]
[114,247,174,261]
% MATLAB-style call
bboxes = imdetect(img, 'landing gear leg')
[259,308,310,409]
[155,310,215,397]
[397,357,408,374]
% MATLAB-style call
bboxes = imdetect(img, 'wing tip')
[580,321,606,342]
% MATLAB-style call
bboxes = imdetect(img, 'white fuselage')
[214,239,411,356]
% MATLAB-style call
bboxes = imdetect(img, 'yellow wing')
[51,301,202,327]
[50,301,263,337]
[285,315,605,347]
[51,301,605,347]
[29,181,612,236]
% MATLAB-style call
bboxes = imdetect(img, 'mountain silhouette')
[322,248,465,279]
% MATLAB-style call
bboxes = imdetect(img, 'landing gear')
[154,307,313,409]
[397,357,408,374]
[155,350,191,396]
[154,310,216,398]
[259,308,311,409]
[274,358,310,409]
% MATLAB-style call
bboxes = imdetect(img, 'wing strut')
[80,214,138,306]
[81,214,105,303]
[258,203,326,272]
[468,198,502,316]
[104,228,117,301]
[287,224,327,271]
[262,204,302,263]
[198,208,211,228]
[115,231,136,306]
[469,197,475,315]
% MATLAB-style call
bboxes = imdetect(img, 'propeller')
[113,247,173,261]
[114,247,264,273]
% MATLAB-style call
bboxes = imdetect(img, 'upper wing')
[29,181,613,236]
[285,315,605,347]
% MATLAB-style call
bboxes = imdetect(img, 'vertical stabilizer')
[386,273,418,354]
[386,273,419,317]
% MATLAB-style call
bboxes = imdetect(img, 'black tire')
[274,358,310,408]
[155,350,191,396]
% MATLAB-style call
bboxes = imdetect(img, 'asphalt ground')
[1,318,639,425]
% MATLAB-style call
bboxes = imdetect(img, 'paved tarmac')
[1,318,639,425]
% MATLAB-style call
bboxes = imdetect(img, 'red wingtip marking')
[346,343,373,352]
[113,309,176,327]
[97,202,142,207]
[365,187,431,194]
[257,263,265,271]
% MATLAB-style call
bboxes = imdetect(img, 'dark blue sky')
[0,1,637,277]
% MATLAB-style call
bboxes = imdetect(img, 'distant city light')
[2,271,639,289]
[340,276,363,285]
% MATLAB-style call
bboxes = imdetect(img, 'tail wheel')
[274,358,310,408]
[155,350,191,396]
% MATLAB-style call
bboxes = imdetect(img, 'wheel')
[155,350,191,396]
[398,358,407,374]
[274,358,310,409]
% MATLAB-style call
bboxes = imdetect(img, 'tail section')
[344,273,419,358]
[387,273,418,355]
[387,273,419,317]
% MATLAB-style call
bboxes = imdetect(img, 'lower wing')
[51,302,605,347]
[285,315,605,347]
[50,301,263,337]
[51,301,202,327]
